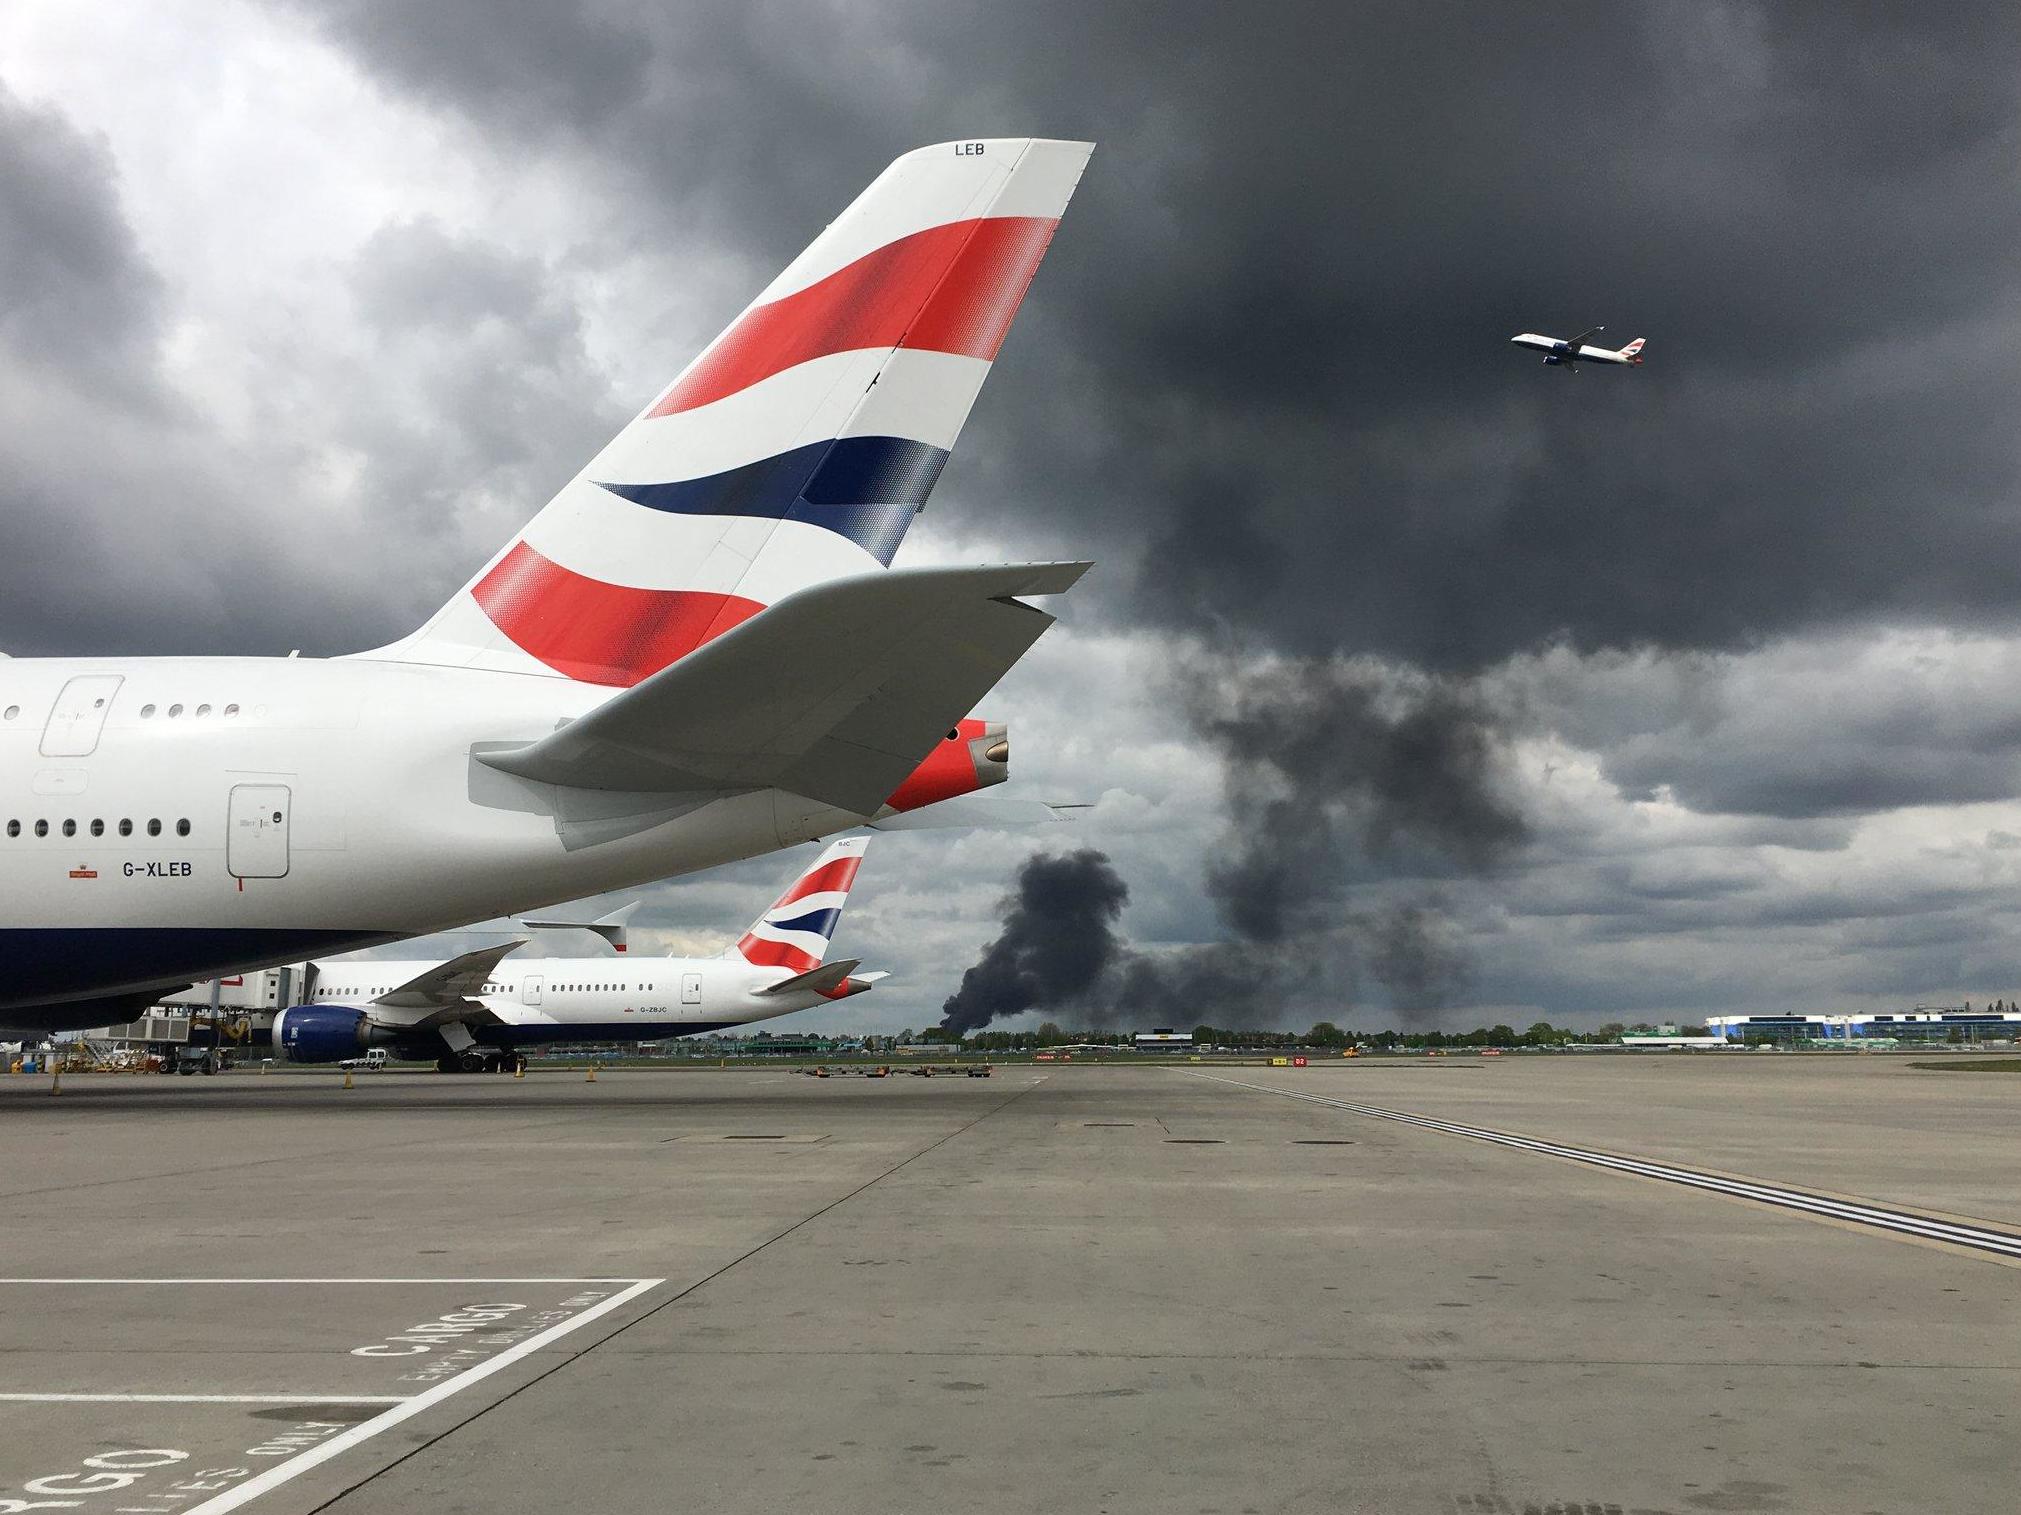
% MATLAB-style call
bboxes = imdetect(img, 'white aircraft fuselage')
[0,655,931,1027]
[1510,330,1646,368]
[279,952,865,1061]
[0,137,1096,1032]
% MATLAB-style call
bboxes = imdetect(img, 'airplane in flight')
[1511,327,1647,368]
[267,838,881,1071]
[0,137,1094,1034]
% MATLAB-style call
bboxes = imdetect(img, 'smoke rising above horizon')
[940,654,1531,1032]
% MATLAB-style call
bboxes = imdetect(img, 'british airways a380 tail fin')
[364,139,1094,687]
[732,836,869,973]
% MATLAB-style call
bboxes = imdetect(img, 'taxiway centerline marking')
[0,1393,411,1404]
[1186,1072,2021,1261]
[180,1277,662,1515]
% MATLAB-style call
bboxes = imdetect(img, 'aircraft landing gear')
[436,1049,522,1073]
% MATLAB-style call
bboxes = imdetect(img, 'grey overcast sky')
[4,2,2020,1030]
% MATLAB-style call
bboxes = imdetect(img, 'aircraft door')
[40,674,124,757]
[521,976,542,1007]
[681,973,703,1006]
[227,784,292,879]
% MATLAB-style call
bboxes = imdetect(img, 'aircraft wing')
[367,941,525,1026]
[867,796,1082,831]
[476,562,1090,816]
[521,901,639,951]
[759,959,862,997]
[1567,325,1604,349]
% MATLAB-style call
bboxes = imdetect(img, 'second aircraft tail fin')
[732,836,870,973]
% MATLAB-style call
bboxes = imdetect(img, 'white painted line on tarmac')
[180,1277,661,1515]
[0,1393,410,1404]
[0,1277,647,1285]
[1187,1071,2021,1262]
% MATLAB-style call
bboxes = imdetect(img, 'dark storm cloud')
[0,86,263,654]
[283,1,2021,668]
[296,0,652,136]
[333,217,621,588]
[0,91,616,660]
[0,86,163,388]
[1507,635,2021,819]
[10,3,2021,1030]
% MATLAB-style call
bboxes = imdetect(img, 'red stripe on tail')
[735,936,822,973]
[470,541,763,686]
[650,216,1059,417]
[775,854,865,908]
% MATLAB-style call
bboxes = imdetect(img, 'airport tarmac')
[2,1057,2016,1514]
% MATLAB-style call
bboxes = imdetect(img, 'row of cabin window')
[310,982,660,999]
[5,817,192,839]
[0,703,241,721]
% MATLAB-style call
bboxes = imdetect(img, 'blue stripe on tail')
[765,907,843,940]
[596,436,948,565]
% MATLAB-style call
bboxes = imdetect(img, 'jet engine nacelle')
[272,1005,390,1063]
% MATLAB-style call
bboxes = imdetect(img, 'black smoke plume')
[1190,654,1528,949]
[940,653,1530,1033]
[939,850,1130,1035]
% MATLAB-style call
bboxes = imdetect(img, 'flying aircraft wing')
[367,941,525,1025]
[1566,325,1604,350]
[476,561,1090,815]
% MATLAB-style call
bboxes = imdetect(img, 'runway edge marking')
[1183,1071,2021,1263]
[178,1277,662,1515]
[0,1393,410,1404]
[0,1277,649,1285]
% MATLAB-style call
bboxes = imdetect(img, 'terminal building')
[1706,1009,2021,1042]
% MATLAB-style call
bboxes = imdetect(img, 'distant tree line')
[874,1020,1716,1051]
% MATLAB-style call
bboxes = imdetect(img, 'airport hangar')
[1706,1008,2021,1041]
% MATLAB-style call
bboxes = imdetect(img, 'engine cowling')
[272,1005,377,1063]
[882,718,1009,814]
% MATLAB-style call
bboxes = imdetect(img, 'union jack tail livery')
[733,836,869,975]
[370,138,1095,688]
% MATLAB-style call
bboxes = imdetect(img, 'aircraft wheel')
[436,1053,460,1074]
[458,1050,487,1074]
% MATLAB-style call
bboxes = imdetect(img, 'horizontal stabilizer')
[369,941,524,1024]
[476,561,1090,815]
[867,795,1080,831]
[520,901,640,952]
[760,958,861,997]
